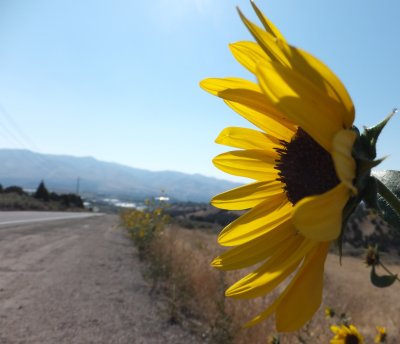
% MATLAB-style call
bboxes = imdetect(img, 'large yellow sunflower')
[200,2,358,332]
[330,324,364,344]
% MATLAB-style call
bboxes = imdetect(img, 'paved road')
[0,211,101,227]
[0,213,199,344]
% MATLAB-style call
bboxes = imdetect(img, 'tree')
[34,180,50,202]
[3,185,25,195]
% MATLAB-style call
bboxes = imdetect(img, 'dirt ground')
[323,252,400,341]
[0,214,201,344]
[1,214,399,343]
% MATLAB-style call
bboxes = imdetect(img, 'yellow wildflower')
[374,326,387,343]
[330,324,364,344]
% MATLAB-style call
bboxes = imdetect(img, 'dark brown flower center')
[275,128,340,205]
[345,334,360,344]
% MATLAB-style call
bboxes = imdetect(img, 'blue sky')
[0,0,399,182]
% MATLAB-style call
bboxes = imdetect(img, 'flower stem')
[379,261,400,283]
[375,177,400,215]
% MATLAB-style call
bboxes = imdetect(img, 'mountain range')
[0,149,241,202]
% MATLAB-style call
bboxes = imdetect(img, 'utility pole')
[76,177,80,195]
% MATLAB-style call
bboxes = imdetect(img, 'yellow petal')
[286,45,355,127]
[200,77,296,141]
[332,129,357,193]
[200,77,259,95]
[226,237,312,299]
[257,60,343,152]
[211,180,284,210]
[275,242,329,331]
[201,77,295,132]
[212,149,279,181]
[244,297,280,328]
[229,41,269,74]
[330,325,341,334]
[215,127,281,151]
[218,197,292,246]
[225,100,295,141]
[211,223,294,270]
[237,4,354,127]
[250,2,286,41]
[237,9,290,67]
[243,241,327,329]
[292,183,350,241]
[227,258,297,300]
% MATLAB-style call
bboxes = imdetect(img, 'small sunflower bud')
[325,307,335,319]
[365,245,380,267]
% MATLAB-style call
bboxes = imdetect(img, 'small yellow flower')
[330,324,364,344]
[325,307,335,319]
[374,326,387,343]
[201,1,357,332]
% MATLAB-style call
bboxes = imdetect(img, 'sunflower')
[330,324,364,344]
[200,2,358,332]
[374,326,387,343]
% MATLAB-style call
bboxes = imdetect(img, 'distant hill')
[0,149,241,202]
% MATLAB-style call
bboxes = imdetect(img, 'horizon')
[0,147,245,183]
[0,1,399,183]
[0,147,243,202]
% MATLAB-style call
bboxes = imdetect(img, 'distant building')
[102,198,136,208]
[155,196,170,202]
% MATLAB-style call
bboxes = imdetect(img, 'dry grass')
[144,224,400,343]
[145,226,233,342]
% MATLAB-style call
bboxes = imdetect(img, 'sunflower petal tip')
[243,315,261,328]
[225,286,237,297]
[236,6,245,18]
[217,232,228,245]
[242,321,253,329]
[210,257,223,268]
[199,79,210,92]
[217,236,230,246]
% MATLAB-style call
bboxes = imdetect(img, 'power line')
[0,103,52,182]
[0,103,40,151]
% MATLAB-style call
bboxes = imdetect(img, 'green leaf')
[373,170,400,193]
[373,170,400,229]
[370,266,397,288]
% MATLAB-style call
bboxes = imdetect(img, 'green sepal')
[356,157,386,179]
[370,265,397,288]
[360,109,397,160]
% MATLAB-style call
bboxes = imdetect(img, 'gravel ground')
[0,214,201,344]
